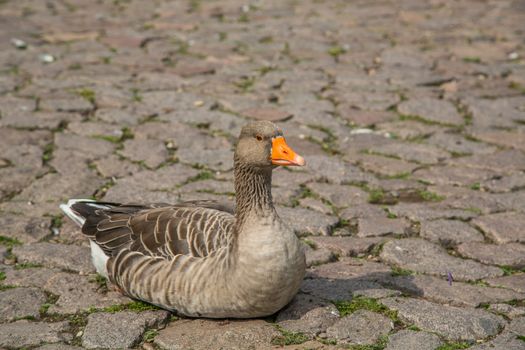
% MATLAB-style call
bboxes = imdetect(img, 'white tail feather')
[59,199,112,227]
[60,199,110,277]
[90,240,109,277]
[60,199,89,227]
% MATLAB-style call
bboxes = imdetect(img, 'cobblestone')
[0,0,523,348]
[380,238,503,281]
[382,297,505,341]
[385,330,443,350]
[326,310,393,345]
[82,311,169,349]
[0,287,47,322]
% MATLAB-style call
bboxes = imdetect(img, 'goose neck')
[233,160,274,227]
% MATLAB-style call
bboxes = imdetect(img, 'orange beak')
[271,136,305,166]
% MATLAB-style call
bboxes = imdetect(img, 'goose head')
[235,121,305,169]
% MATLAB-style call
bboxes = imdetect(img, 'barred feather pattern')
[70,124,306,317]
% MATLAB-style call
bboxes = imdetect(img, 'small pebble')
[39,54,55,63]
[350,128,374,135]
[11,38,27,49]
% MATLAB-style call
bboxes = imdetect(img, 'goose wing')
[71,200,235,259]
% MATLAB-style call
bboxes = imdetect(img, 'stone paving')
[0,0,524,349]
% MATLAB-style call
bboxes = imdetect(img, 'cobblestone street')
[1,0,525,349]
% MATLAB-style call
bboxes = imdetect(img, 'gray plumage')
[61,121,306,318]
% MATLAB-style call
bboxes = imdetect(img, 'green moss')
[234,76,256,92]
[42,143,55,164]
[68,313,89,346]
[391,266,414,276]
[503,299,525,307]
[186,170,214,184]
[384,172,410,180]
[259,35,273,43]
[385,208,398,219]
[304,124,339,155]
[478,302,490,309]
[369,242,385,257]
[450,151,470,158]
[89,274,107,290]
[14,262,43,270]
[327,46,347,57]
[333,297,398,321]
[298,185,315,199]
[126,301,161,311]
[172,38,190,55]
[368,189,386,204]
[465,207,482,215]
[0,236,22,248]
[131,88,142,102]
[271,326,309,346]
[68,63,82,70]
[257,65,276,76]
[517,335,525,342]
[407,325,421,331]
[77,89,96,104]
[15,315,37,321]
[50,215,63,229]
[143,329,159,342]
[94,127,134,144]
[40,303,52,315]
[500,265,524,276]
[238,13,249,22]
[470,183,481,191]
[94,135,121,143]
[0,284,16,291]
[318,338,337,345]
[399,114,456,128]
[418,190,445,202]
[301,238,316,249]
[121,127,134,141]
[435,342,471,350]
[96,300,161,313]
[188,0,200,12]
[509,82,525,94]
[348,335,388,350]
[462,56,481,63]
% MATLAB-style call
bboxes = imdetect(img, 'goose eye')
[255,134,263,141]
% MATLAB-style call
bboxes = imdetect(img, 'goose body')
[60,121,306,318]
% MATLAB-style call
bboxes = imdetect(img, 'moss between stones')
[0,236,22,248]
[77,88,95,104]
[143,329,159,343]
[271,325,309,346]
[368,188,386,204]
[88,300,161,314]
[333,297,398,322]
[347,335,388,350]
[391,266,415,277]
[435,342,471,350]
[14,262,43,270]
[500,265,525,276]
[417,189,445,202]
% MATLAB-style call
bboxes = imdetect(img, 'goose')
[60,121,306,318]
